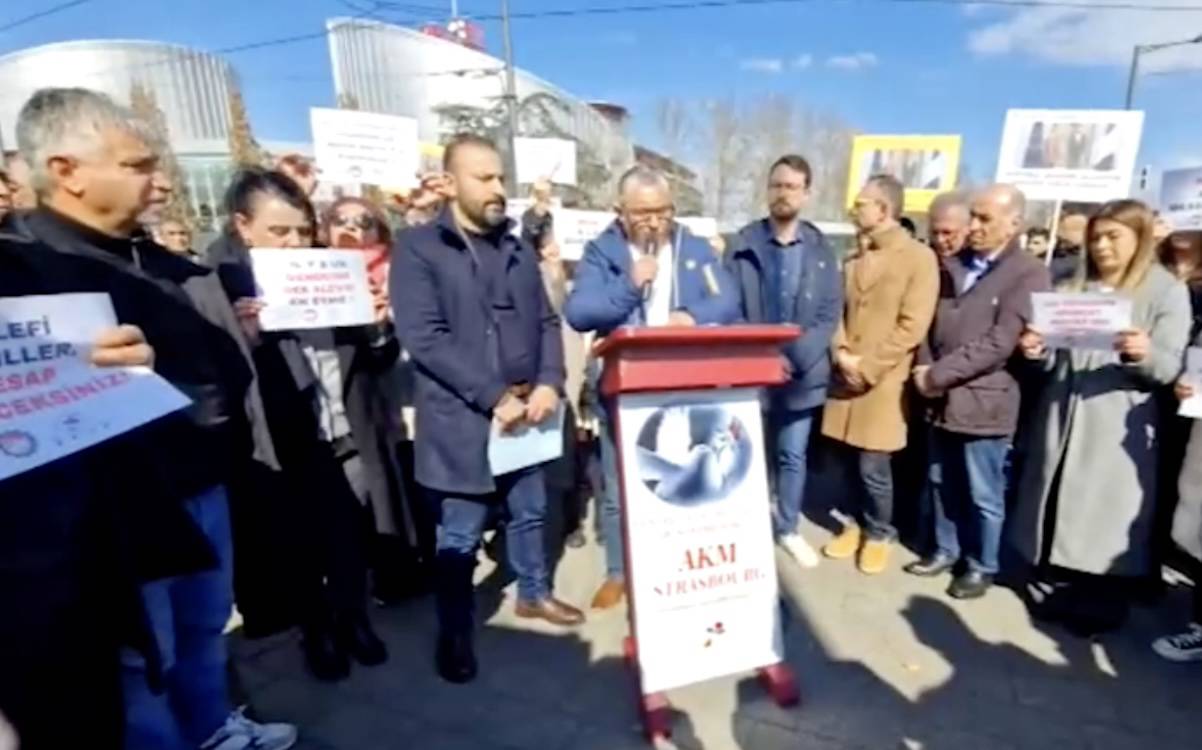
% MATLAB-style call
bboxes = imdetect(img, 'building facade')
[0,39,245,229]
[326,17,634,205]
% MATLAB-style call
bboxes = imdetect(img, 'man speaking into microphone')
[565,165,739,610]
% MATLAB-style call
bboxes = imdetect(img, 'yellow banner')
[845,135,962,214]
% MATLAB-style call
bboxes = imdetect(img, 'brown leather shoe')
[590,578,626,610]
[515,597,586,626]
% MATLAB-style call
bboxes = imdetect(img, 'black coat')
[392,209,565,495]
[0,230,217,749]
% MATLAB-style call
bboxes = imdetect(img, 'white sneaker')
[1152,623,1202,663]
[201,707,298,750]
[779,533,820,569]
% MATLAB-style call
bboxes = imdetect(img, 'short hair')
[1026,227,1050,241]
[15,87,156,196]
[976,183,1027,220]
[616,164,671,199]
[864,174,905,220]
[769,154,812,188]
[224,167,316,229]
[928,190,969,220]
[442,133,498,172]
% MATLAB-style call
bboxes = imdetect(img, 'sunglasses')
[333,214,377,230]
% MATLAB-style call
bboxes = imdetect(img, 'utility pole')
[1125,34,1202,109]
[500,0,520,187]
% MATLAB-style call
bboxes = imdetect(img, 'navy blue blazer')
[392,208,565,495]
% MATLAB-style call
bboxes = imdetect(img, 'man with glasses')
[564,165,739,610]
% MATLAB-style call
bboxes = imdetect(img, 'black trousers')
[833,442,897,541]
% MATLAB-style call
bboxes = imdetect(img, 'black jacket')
[393,208,565,494]
[0,230,217,748]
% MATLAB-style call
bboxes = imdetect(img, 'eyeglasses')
[333,214,377,230]
[623,206,674,221]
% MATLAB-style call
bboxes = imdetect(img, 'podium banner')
[617,387,783,694]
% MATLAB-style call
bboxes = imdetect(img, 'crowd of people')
[1,85,1201,750]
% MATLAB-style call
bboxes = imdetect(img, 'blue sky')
[4,0,1202,189]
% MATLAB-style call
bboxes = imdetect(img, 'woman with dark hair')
[208,169,395,681]
[1010,200,1192,636]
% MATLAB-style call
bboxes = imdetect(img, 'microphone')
[641,235,657,300]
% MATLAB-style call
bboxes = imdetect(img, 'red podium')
[593,324,803,744]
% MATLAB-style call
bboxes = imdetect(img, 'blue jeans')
[122,485,233,750]
[928,429,1008,575]
[598,416,624,580]
[435,466,551,608]
[769,407,816,537]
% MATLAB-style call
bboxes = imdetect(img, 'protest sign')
[310,108,419,188]
[0,293,190,481]
[1031,292,1133,351]
[1180,347,1202,420]
[618,388,783,693]
[251,248,376,331]
[995,109,1145,202]
[1160,167,1202,231]
[845,134,962,213]
[514,137,578,186]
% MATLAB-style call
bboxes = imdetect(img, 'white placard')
[251,248,375,331]
[994,109,1145,202]
[310,108,419,188]
[618,388,783,694]
[514,137,578,186]
[488,404,565,475]
[1180,347,1202,419]
[1160,167,1202,231]
[0,293,190,480]
[1032,291,1133,350]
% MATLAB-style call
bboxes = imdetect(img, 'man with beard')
[393,134,584,685]
[727,155,843,569]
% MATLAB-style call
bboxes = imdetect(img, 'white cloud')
[826,52,878,70]
[967,3,1202,71]
[792,53,814,70]
[740,57,784,74]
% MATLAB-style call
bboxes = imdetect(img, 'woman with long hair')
[1010,200,1192,636]
[208,169,395,681]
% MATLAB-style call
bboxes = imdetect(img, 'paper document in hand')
[0,293,191,481]
[1180,347,1202,419]
[1031,292,1132,351]
[488,404,565,476]
[251,248,376,331]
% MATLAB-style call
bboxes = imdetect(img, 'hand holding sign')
[90,325,154,368]
[1115,327,1150,362]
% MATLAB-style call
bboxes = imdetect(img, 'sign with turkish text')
[845,134,962,213]
[1160,167,1202,230]
[251,248,375,331]
[995,109,1145,202]
[514,137,578,186]
[1031,291,1133,351]
[0,293,190,481]
[310,108,419,188]
[617,387,783,694]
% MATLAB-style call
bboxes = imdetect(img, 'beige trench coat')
[822,225,939,452]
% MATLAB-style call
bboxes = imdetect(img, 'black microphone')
[641,235,657,300]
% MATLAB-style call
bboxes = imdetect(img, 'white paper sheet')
[251,248,376,331]
[488,404,565,476]
[1031,291,1132,351]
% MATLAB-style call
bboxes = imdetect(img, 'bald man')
[908,184,1050,599]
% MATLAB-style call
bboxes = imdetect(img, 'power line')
[0,0,92,34]
[380,0,1202,20]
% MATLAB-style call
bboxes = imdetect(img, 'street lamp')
[1125,34,1202,110]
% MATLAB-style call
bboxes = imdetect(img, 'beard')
[770,202,798,221]
[469,197,508,229]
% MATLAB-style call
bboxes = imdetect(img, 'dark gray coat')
[922,243,1051,437]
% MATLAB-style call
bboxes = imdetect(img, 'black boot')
[301,622,350,681]
[337,610,388,667]
[434,550,478,684]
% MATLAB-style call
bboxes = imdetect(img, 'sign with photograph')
[310,108,419,188]
[1031,291,1133,351]
[250,248,376,331]
[1160,167,1202,230]
[514,137,578,186]
[0,293,190,481]
[617,388,783,694]
[845,134,962,213]
[994,109,1145,202]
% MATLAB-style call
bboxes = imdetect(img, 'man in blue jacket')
[728,154,843,569]
[393,135,585,685]
[564,165,740,610]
